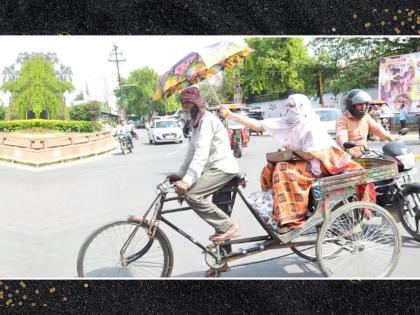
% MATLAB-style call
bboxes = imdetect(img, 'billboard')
[378,52,420,112]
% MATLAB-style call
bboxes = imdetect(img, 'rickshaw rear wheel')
[316,201,401,278]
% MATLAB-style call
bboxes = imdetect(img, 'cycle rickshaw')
[77,156,401,278]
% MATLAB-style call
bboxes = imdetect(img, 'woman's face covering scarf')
[261,94,336,153]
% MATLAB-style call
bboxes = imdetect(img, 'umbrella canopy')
[153,41,253,101]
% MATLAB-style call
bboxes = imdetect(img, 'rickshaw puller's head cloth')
[180,87,208,128]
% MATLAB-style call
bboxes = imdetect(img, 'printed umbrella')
[153,41,253,101]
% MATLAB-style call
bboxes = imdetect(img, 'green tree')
[69,101,101,121]
[0,106,5,120]
[1,53,74,119]
[310,38,420,94]
[240,38,313,102]
[117,67,181,117]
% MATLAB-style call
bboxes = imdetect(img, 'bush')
[69,101,101,121]
[0,119,102,132]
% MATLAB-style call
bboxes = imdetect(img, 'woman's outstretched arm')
[219,106,264,132]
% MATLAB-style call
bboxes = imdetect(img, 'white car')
[313,108,342,138]
[148,119,184,144]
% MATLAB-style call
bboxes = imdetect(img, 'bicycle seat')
[227,173,247,187]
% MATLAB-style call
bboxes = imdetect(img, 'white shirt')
[177,111,240,186]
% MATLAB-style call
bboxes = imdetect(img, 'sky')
[0,35,313,110]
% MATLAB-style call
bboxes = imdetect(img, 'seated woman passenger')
[220,94,376,232]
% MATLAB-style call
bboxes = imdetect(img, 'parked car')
[148,119,184,144]
[313,108,342,138]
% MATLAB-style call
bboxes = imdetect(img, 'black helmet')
[344,89,372,118]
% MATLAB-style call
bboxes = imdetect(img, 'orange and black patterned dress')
[260,146,376,226]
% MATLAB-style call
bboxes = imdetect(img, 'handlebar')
[361,149,384,159]
[156,179,176,192]
[343,142,384,159]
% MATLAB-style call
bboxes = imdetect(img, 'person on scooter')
[335,89,395,158]
[220,94,376,234]
[169,87,240,244]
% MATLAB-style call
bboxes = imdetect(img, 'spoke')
[320,204,399,277]
[82,222,167,278]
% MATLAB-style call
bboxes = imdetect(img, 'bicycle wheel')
[398,186,420,241]
[316,202,401,278]
[77,220,173,278]
[290,225,319,262]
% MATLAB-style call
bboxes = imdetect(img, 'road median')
[0,131,117,167]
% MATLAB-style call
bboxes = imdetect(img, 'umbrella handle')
[208,82,221,106]
[207,82,228,128]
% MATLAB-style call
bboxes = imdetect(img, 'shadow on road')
[174,256,322,278]
[401,235,420,249]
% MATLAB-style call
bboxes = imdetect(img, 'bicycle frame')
[124,179,359,265]
[157,183,280,261]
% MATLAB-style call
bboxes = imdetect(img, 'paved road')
[0,129,419,278]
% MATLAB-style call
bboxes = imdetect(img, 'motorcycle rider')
[122,121,134,147]
[335,89,395,158]
[114,121,134,148]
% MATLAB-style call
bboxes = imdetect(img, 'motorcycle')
[344,135,420,241]
[116,133,134,154]
[227,124,250,158]
[182,119,192,142]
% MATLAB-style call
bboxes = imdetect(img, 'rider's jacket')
[335,111,391,149]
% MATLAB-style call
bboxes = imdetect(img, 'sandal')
[276,225,293,234]
[210,224,240,241]
[287,219,306,229]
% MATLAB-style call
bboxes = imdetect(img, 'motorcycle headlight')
[396,153,415,170]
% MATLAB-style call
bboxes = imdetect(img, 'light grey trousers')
[185,168,238,233]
